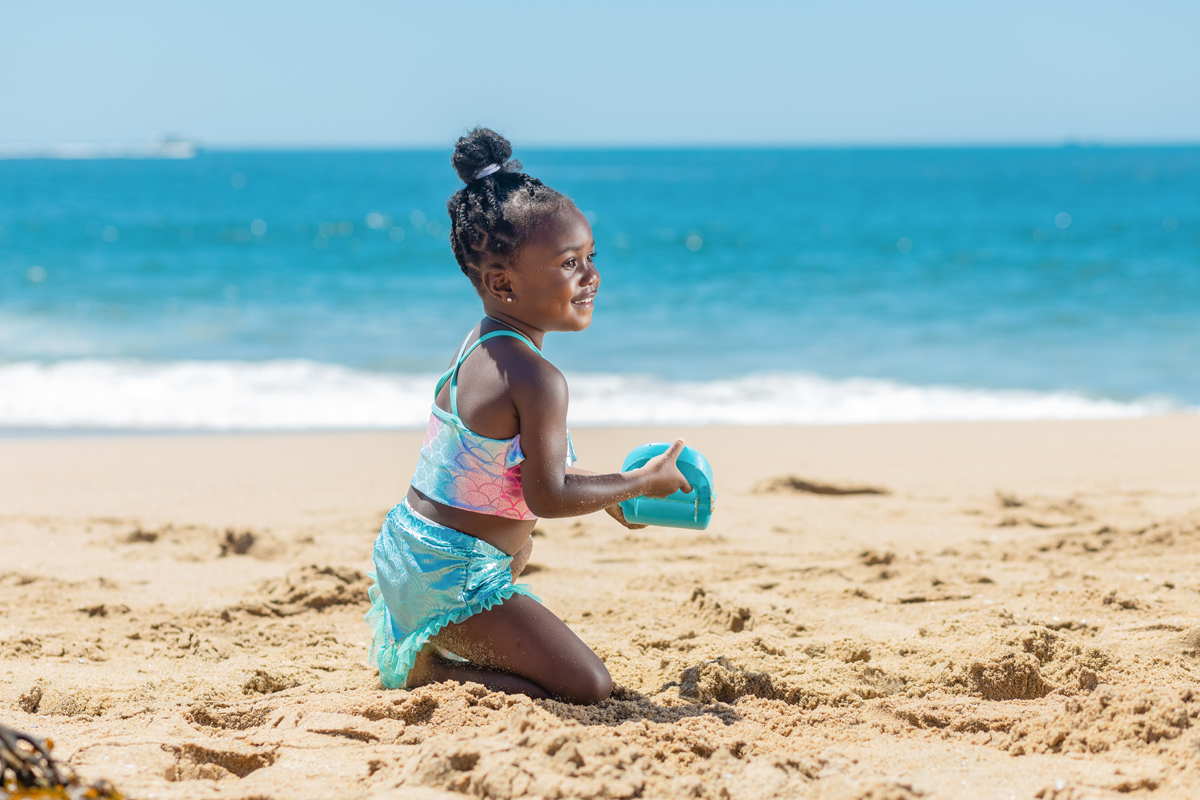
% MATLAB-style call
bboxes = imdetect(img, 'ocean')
[1,147,1197,431]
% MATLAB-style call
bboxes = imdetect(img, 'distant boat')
[147,133,199,159]
[0,133,198,160]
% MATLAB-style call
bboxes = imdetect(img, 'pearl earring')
[505,297,514,303]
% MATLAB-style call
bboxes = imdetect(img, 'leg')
[407,644,551,699]
[423,593,612,704]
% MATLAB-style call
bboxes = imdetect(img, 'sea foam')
[0,359,1180,432]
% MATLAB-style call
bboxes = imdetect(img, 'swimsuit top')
[410,327,576,520]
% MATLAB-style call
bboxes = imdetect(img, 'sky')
[2,1,1198,148]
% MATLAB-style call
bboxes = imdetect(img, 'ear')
[479,262,515,303]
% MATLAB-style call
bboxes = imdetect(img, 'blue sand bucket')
[618,443,714,529]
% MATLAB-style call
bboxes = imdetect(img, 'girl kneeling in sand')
[367,129,691,704]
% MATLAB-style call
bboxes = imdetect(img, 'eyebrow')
[555,241,593,256]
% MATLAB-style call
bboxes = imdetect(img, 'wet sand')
[2,418,1199,799]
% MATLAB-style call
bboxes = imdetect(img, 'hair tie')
[473,163,502,181]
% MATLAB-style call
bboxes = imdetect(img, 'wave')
[0,359,1183,431]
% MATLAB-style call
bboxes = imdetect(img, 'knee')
[562,662,612,705]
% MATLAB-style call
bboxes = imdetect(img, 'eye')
[563,257,578,270]
[587,251,597,262]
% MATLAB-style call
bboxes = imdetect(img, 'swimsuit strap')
[433,330,475,399]
[436,328,543,420]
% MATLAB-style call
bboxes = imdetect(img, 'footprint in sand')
[163,743,276,782]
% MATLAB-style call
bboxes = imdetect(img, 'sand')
[2,417,1200,799]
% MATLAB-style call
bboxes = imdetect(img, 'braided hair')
[447,128,568,289]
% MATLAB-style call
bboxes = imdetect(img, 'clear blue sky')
[3,1,1198,147]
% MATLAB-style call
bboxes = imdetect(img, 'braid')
[446,128,567,288]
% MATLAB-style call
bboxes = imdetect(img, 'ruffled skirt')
[366,499,538,688]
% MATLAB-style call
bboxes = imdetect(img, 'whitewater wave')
[0,359,1182,431]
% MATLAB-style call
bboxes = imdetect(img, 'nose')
[583,259,600,288]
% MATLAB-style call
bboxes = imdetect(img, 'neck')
[483,310,545,349]
[485,314,520,332]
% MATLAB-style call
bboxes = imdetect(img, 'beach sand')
[3,418,1199,799]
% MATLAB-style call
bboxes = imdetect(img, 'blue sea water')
[0,147,1197,429]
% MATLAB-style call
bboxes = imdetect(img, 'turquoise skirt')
[366,498,538,688]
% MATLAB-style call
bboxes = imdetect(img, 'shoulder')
[483,337,567,406]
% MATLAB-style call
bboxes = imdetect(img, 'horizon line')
[3,139,1200,160]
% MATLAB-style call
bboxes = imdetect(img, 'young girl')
[366,128,692,705]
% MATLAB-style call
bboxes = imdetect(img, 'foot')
[404,644,448,689]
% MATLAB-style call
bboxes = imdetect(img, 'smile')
[572,293,596,307]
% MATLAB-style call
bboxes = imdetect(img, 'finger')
[662,439,686,464]
[663,441,691,492]
[606,505,632,526]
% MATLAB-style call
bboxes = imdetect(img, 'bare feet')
[403,644,445,689]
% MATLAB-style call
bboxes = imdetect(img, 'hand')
[605,504,647,530]
[638,439,693,499]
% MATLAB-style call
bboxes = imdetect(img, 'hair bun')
[451,127,520,183]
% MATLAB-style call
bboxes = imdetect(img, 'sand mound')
[218,528,286,560]
[678,657,777,703]
[940,626,1112,700]
[687,587,753,633]
[396,710,650,800]
[1175,627,1200,658]
[235,564,371,617]
[880,696,1020,740]
[378,689,821,800]
[16,682,114,717]
[1003,626,1110,690]
[1007,685,1199,756]
[958,646,1053,701]
[242,667,303,696]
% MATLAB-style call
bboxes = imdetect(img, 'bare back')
[406,322,548,554]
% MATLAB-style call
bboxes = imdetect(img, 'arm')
[568,467,647,529]
[513,360,690,519]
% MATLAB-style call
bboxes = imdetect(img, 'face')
[495,204,599,333]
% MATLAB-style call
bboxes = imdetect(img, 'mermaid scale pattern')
[412,412,533,519]
[411,412,577,521]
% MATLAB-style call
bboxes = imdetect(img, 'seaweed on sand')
[0,722,122,799]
